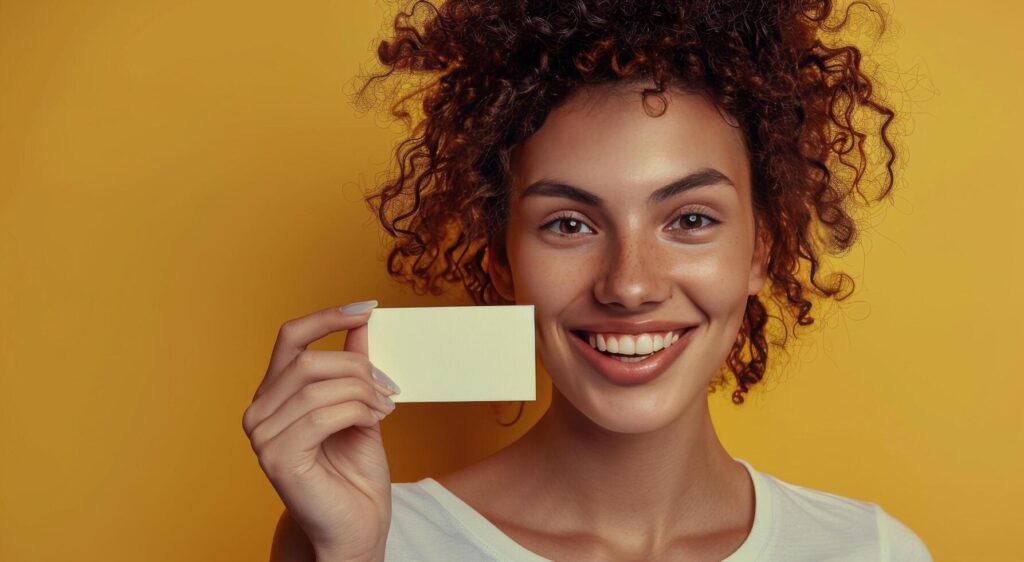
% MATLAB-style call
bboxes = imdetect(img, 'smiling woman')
[248,1,933,560]
[495,84,771,430]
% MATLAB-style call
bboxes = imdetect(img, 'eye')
[540,213,595,237]
[668,211,719,233]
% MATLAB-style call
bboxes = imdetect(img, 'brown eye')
[559,218,584,234]
[541,215,595,237]
[681,214,703,229]
[670,212,718,232]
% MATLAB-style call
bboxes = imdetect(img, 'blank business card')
[366,305,536,402]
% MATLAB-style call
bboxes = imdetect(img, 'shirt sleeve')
[875,504,933,562]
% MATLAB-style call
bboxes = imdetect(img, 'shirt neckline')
[415,457,773,561]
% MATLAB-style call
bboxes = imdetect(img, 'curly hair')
[353,0,900,409]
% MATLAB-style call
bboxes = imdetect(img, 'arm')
[270,508,387,562]
[270,508,316,562]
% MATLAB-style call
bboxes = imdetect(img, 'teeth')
[635,334,653,355]
[613,355,647,363]
[582,328,688,356]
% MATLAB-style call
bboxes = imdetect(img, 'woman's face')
[493,82,769,434]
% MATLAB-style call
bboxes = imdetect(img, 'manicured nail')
[373,409,386,421]
[375,391,396,411]
[371,366,401,395]
[340,299,378,315]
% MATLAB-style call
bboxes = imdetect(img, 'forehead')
[510,83,750,196]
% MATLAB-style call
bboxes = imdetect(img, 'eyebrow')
[519,167,735,207]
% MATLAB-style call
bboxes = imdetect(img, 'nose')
[593,233,671,310]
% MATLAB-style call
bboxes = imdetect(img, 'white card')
[366,305,536,402]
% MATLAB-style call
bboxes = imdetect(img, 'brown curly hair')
[353,0,900,409]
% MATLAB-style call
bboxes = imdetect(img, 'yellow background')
[1,1,1020,560]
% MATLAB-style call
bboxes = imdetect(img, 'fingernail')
[340,299,378,315]
[375,391,396,411]
[371,365,401,395]
[373,409,386,421]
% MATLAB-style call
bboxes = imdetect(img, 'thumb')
[343,319,369,355]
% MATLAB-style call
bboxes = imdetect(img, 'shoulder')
[874,505,934,562]
[387,480,503,561]
[749,464,932,561]
[389,480,455,532]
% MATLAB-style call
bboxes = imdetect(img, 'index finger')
[258,300,378,396]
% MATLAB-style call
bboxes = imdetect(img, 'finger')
[344,321,368,355]
[259,302,377,396]
[344,322,402,396]
[249,377,394,450]
[261,401,382,464]
[245,350,393,436]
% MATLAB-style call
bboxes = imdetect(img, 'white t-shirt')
[386,458,932,561]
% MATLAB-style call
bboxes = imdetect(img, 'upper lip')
[569,320,698,335]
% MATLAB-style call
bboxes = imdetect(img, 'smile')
[568,326,698,385]
[578,329,684,362]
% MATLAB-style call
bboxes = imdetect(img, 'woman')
[243,1,932,560]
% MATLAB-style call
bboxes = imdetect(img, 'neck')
[507,387,745,548]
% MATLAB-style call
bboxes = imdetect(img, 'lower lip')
[568,327,697,386]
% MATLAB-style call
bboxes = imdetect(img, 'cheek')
[508,236,592,309]
[663,241,753,318]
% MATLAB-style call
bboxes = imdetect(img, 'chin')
[582,404,676,435]
[551,368,707,435]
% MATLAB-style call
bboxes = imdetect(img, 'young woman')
[243,1,932,560]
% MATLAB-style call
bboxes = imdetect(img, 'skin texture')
[435,81,771,561]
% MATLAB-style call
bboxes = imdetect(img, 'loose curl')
[353,0,900,412]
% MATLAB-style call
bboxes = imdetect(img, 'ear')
[748,218,771,296]
[486,235,516,302]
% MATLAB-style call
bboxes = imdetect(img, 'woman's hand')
[242,300,401,561]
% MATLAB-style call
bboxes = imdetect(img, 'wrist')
[313,551,373,562]
[314,542,384,562]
